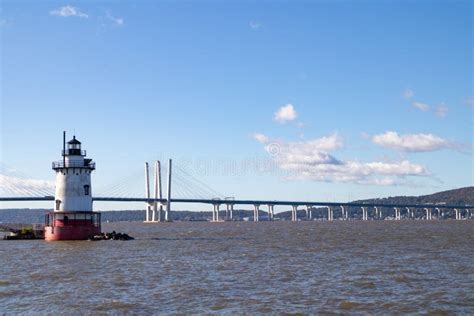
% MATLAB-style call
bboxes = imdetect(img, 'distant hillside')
[0,208,257,224]
[276,187,474,219]
[0,209,47,224]
[353,186,474,206]
[1,187,472,223]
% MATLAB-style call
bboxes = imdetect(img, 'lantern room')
[65,136,85,156]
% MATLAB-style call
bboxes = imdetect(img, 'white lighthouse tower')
[44,132,101,241]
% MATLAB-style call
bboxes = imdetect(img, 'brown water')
[1,221,473,314]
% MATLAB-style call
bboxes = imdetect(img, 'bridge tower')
[44,132,101,240]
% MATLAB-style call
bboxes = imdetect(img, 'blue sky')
[1,1,472,211]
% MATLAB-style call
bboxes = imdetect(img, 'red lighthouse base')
[44,211,101,241]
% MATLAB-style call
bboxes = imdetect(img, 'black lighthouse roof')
[68,136,81,145]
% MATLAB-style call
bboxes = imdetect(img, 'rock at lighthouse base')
[88,231,134,241]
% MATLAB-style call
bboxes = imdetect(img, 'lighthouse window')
[84,185,90,195]
[55,200,61,210]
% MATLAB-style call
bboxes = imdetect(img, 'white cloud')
[255,133,342,150]
[253,133,428,185]
[298,133,343,152]
[249,21,262,29]
[274,104,297,123]
[363,160,426,175]
[106,12,124,26]
[268,134,343,165]
[412,102,430,112]
[50,5,88,18]
[435,104,448,118]
[371,131,451,152]
[279,158,428,185]
[403,89,414,99]
[360,177,399,186]
[253,133,269,143]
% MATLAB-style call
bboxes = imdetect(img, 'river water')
[1,221,473,314]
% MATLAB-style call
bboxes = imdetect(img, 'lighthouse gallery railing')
[52,161,96,169]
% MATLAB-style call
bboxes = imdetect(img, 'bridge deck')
[0,196,470,209]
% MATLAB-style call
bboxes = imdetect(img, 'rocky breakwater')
[88,231,134,241]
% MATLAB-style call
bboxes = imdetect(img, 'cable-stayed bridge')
[1,161,472,222]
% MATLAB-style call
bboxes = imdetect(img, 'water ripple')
[0,221,473,314]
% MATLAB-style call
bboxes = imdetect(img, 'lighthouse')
[44,132,101,241]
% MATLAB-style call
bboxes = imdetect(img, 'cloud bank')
[371,131,451,152]
[253,133,428,185]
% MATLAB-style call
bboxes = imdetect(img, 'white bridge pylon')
[143,160,172,223]
[142,159,228,222]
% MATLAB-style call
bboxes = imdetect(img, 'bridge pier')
[253,204,260,222]
[423,208,432,220]
[340,206,347,220]
[361,207,368,221]
[212,204,221,222]
[405,207,411,220]
[291,205,298,221]
[225,204,233,221]
[454,208,460,220]
[268,204,274,221]
[435,207,441,219]
[374,206,380,220]
[305,205,312,220]
[392,207,399,220]
[326,206,333,221]
[151,204,156,222]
